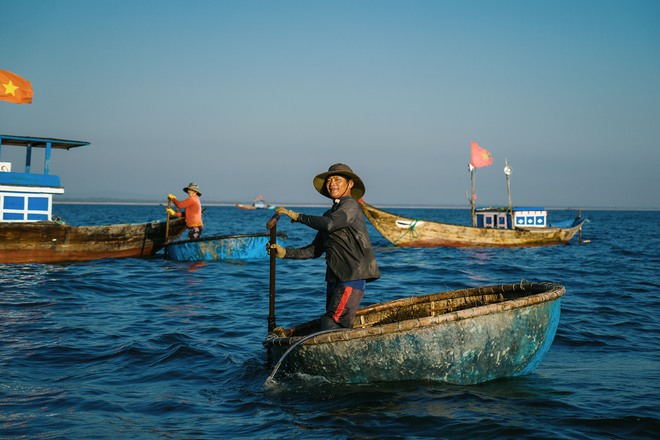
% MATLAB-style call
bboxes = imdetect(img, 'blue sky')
[1,0,658,209]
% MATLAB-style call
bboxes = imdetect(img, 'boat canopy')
[0,134,90,223]
[0,134,90,150]
[0,133,89,177]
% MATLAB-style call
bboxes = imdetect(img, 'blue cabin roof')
[513,207,545,212]
[477,206,546,213]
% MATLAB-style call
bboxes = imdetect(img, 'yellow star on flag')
[3,80,19,96]
[470,141,494,168]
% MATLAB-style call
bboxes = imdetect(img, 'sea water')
[1,204,658,439]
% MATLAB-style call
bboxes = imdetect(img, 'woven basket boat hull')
[264,282,565,385]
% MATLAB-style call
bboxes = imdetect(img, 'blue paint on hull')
[516,298,561,376]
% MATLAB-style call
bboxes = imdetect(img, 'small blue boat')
[165,232,286,262]
[264,282,565,385]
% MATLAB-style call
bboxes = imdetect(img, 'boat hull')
[264,282,564,385]
[0,218,186,264]
[165,232,286,261]
[235,202,274,210]
[360,201,585,248]
[235,203,258,210]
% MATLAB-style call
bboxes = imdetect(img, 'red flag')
[470,141,493,168]
[0,69,33,104]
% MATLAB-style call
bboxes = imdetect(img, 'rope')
[264,328,345,385]
[393,219,421,245]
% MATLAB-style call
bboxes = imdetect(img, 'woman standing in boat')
[268,163,380,330]
[167,183,204,240]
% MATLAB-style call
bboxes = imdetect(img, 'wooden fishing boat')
[0,218,187,264]
[264,282,565,385]
[165,231,287,261]
[0,134,187,264]
[359,200,586,248]
[358,151,586,248]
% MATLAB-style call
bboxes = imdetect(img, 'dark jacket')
[284,196,381,283]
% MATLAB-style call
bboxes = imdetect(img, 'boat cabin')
[0,134,89,222]
[476,207,548,230]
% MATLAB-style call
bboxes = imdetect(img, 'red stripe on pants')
[332,286,353,324]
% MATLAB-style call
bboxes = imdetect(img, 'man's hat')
[313,163,365,200]
[183,182,202,196]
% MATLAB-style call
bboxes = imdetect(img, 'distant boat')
[235,195,275,210]
[264,282,565,385]
[360,200,586,248]
[0,134,187,264]
[165,232,286,261]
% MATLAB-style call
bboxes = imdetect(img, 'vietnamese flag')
[470,141,493,168]
[0,69,33,104]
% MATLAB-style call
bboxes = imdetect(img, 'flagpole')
[470,164,476,227]
[468,141,493,227]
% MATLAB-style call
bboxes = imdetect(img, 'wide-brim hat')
[313,163,365,200]
[183,182,202,196]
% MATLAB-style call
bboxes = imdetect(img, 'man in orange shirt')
[167,182,204,240]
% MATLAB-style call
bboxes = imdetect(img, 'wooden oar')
[266,212,281,333]
[165,198,172,242]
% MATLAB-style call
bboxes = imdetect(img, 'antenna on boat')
[504,159,513,215]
